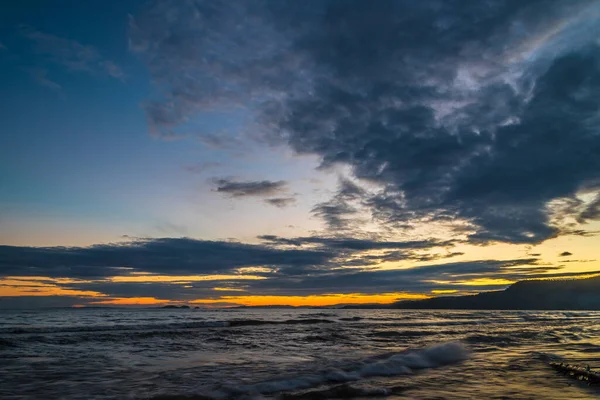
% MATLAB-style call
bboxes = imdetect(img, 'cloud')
[22,27,124,81]
[196,132,246,150]
[25,67,61,90]
[62,281,225,301]
[0,234,462,285]
[559,251,573,257]
[101,60,126,80]
[2,235,590,303]
[349,250,465,265]
[0,237,333,278]
[131,0,600,244]
[310,178,368,230]
[62,261,598,301]
[247,258,558,296]
[213,178,287,198]
[265,197,296,208]
[311,201,358,231]
[258,234,450,251]
[578,194,600,222]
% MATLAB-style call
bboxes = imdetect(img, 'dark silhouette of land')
[344,275,600,310]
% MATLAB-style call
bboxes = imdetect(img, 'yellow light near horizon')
[0,278,106,298]
[89,297,173,305]
[430,278,515,286]
[108,274,267,283]
[191,292,429,307]
[4,276,94,284]
[431,289,459,294]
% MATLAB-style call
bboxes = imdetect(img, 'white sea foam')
[228,342,470,395]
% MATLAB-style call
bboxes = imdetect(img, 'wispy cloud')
[21,27,125,84]
[25,67,61,90]
[213,178,288,198]
[264,197,296,208]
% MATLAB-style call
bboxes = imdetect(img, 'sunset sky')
[1,0,600,308]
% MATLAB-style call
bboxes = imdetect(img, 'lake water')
[1,308,600,399]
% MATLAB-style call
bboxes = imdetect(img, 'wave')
[0,318,335,336]
[370,330,433,338]
[220,342,469,396]
[228,318,334,327]
[0,321,229,335]
[303,332,349,342]
[152,385,405,400]
[339,316,363,321]
[465,330,564,346]
[278,383,407,399]
[0,338,16,348]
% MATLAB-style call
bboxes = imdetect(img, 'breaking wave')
[221,342,469,396]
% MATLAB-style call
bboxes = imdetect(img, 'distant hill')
[389,275,600,310]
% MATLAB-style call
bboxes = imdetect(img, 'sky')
[1,0,600,308]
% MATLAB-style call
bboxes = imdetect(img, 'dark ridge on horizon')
[387,275,600,310]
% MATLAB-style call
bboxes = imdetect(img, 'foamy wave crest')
[225,342,469,396]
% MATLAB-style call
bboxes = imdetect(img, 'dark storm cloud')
[0,235,456,280]
[350,250,465,265]
[66,260,523,298]
[248,258,556,295]
[2,236,588,301]
[311,201,359,231]
[578,194,600,222]
[131,0,600,244]
[5,254,575,301]
[64,281,227,301]
[258,234,451,251]
[213,178,287,198]
[264,197,296,208]
[0,238,332,278]
[311,178,367,230]
[256,235,460,274]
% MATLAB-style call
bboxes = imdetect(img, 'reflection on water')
[1,308,599,399]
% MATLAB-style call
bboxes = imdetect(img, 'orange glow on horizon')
[427,278,516,287]
[81,293,429,307]
[89,297,174,305]
[0,278,106,298]
[191,292,429,307]
[3,272,599,307]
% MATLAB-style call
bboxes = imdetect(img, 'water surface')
[1,308,599,399]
